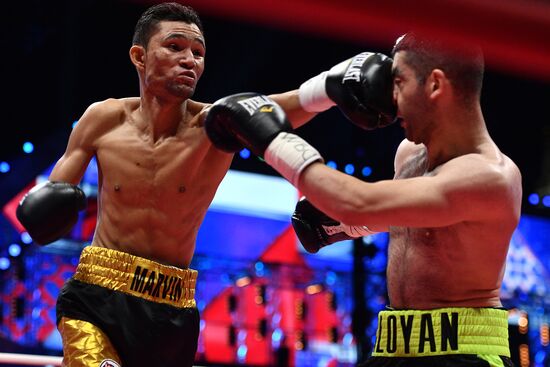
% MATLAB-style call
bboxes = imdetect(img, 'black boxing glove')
[205,92,324,186]
[16,181,87,245]
[205,92,292,156]
[292,197,376,253]
[299,52,396,130]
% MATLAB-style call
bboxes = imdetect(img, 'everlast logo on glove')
[238,95,276,115]
[342,52,374,83]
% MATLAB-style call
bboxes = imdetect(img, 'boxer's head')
[392,32,484,105]
[130,3,205,100]
[132,3,204,49]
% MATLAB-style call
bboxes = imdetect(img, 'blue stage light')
[362,166,373,177]
[21,232,33,244]
[528,193,540,205]
[72,120,79,129]
[239,148,251,159]
[325,271,337,286]
[23,141,34,154]
[9,244,21,257]
[0,161,10,173]
[272,328,283,343]
[534,350,546,364]
[254,261,264,272]
[327,161,337,169]
[343,332,354,346]
[0,257,10,270]
[345,164,355,175]
[543,196,550,208]
[237,345,248,360]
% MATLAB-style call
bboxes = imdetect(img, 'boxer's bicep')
[298,164,482,229]
[49,148,93,185]
[366,166,508,228]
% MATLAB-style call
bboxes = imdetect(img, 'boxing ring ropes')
[0,353,210,366]
[0,0,548,365]
[0,353,61,366]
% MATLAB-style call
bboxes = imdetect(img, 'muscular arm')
[269,90,317,129]
[297,153,516,231]
[49,100,113,184]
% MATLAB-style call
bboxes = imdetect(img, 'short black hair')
[132,2,204,47]
[392,32,484,103]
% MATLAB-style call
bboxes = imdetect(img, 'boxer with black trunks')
[204,33,522,367]
[15,3,395,366]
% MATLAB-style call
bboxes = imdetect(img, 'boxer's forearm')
[269,90,317,129]
[297,163,389,232]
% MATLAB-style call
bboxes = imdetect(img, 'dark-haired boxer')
[16,2,396,366]
[205,32,521,367]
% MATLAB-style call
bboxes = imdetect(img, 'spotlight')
[8,244,21,257]
[0,161,9,173]
[326,161,337,169]
[254,261,264,273]
[362,166,372,177]
[344,164,355,175]
[325,271,337,286]
[306,284,323,295]
[235,275,251,287]
[237,345,247,360]
[20,232,32,244]
[22,142,34,154]
[528,193,540,205]
[0,257,10,270]
[239,148,251,159]
[542,196,550,208]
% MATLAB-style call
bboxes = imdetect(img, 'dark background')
[2,0,549,215]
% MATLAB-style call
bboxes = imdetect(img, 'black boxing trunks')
[56,246,199,367]
[360,307,514,367]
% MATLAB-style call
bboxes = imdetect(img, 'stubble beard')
[167,80,195,100]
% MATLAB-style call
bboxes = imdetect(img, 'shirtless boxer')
[15,3,394,366]
[205,33,522,367]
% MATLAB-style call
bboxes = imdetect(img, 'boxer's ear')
[427,69,447,100]
[130,45,146,69]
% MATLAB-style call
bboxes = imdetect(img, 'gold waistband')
[74,246,197,308]
[372,307,510,358]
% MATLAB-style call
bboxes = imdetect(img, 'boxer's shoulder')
[185,99,210,128]
[394,139,426,178]
[79,98,133,128]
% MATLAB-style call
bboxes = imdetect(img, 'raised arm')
[297,154,515,231]
[270,52,396,130]
[268,90,316,129]
[203,93,517,231]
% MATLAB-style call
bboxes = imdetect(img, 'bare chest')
[95,125,224,206]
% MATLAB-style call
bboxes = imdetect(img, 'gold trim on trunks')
[58,317,121,366]
[74,246,197,308]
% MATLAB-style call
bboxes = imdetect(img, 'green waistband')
[372,307,510,357]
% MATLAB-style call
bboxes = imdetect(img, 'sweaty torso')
[387,143,520,309]
[91,98,232,267]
